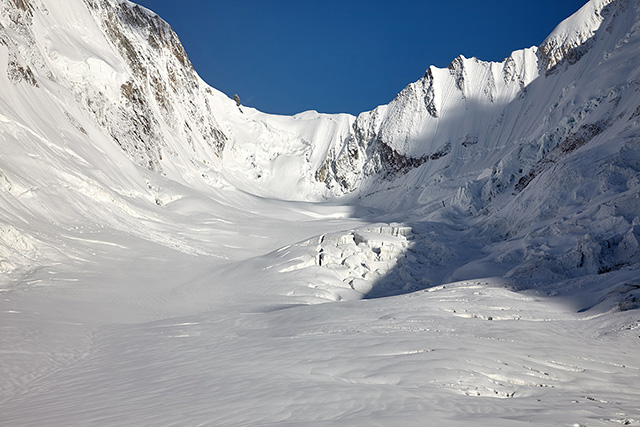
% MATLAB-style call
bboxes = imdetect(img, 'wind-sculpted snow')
[1,0,640,425]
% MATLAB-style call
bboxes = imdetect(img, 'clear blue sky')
[133,0,588,116]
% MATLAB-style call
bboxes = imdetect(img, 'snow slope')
[1,0,639,425]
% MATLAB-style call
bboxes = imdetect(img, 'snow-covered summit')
[539,0,616,73]
[315,0,636,197]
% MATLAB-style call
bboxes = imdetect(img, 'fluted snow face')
[316,0,640,203]
[314,46,542,195]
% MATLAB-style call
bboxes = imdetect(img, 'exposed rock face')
[314,48,539,195]
[0,0,48,87]
[0,0,227,174]
[314,0,636,206]
[538,0,616,74]
[84,0,228,171]
[315,107,431,192]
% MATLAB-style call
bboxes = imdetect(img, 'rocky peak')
[1,0,229,176]
[538,0,616,74]
[447,55,467,96]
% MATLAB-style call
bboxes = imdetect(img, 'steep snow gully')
[1,0,640,425]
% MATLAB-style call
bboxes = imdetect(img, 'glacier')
[1,0,639,425]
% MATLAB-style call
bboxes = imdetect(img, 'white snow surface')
[1,0,639,425]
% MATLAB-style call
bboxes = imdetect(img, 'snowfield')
[1,0,639,425]
[4,276,640,426]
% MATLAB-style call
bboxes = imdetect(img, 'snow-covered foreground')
[2,0,640,424]
[3,272,640,426]
[2,195,639,426]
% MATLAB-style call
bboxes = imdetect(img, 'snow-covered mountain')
[1,0,639,425]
